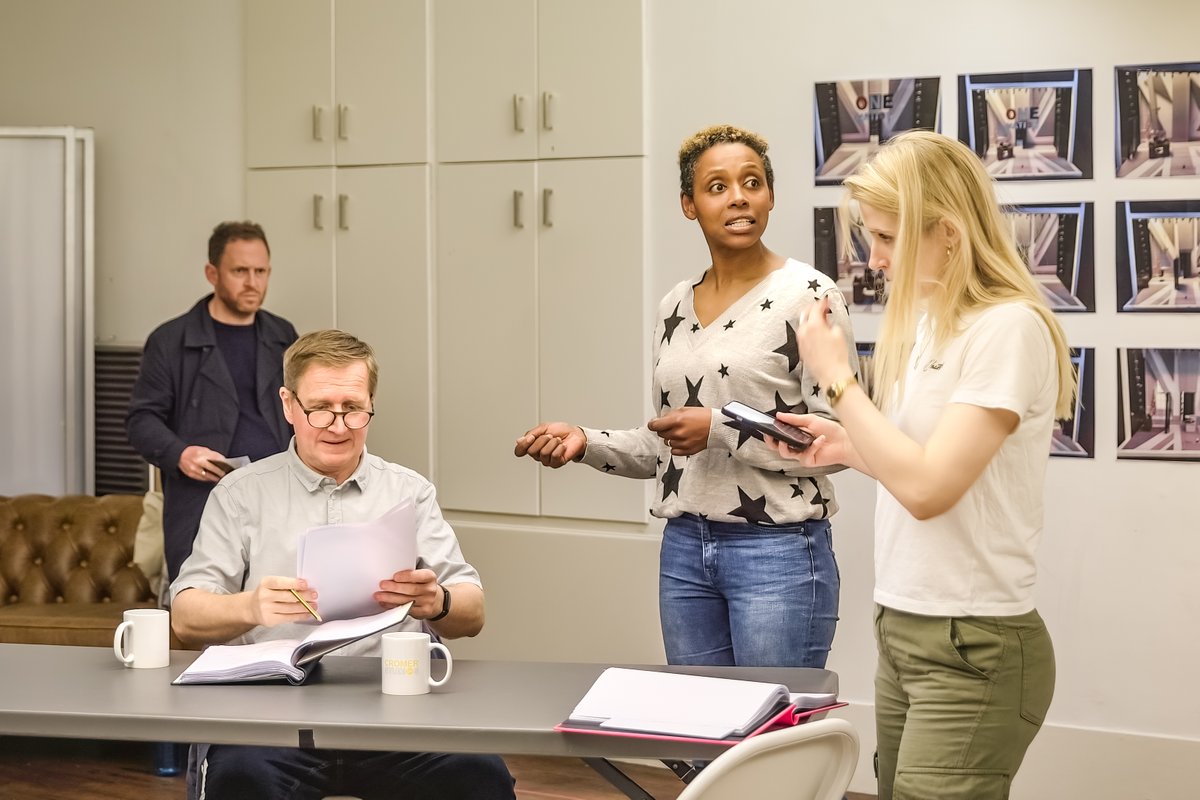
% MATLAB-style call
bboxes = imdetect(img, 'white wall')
[0,0,245,345]
[2,1,1199,797]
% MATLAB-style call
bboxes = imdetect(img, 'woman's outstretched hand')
[769,412,850,467]
[514,422,586,468]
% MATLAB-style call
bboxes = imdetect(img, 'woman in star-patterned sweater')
[516,125,858,670]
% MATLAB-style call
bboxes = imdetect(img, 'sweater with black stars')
[579,259,858,525]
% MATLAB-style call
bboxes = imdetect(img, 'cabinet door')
[435,163,539,513]
[335,165,431,477]
[335,0,428,166]
[245,0,335,168]
[245,168,336,333]
[433,0,537,163]
[538,0,643,159]
[537,159,647,521]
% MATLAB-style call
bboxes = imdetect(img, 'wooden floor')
[0,736,875,798]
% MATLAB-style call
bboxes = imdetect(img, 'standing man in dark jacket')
[127,221,298,583]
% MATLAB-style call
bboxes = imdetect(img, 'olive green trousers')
[873,604,1055,800]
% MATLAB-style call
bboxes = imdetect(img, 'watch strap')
[428,584,451,622]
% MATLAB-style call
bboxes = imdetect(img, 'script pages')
[172,602,412,686]
[297,500,417,621]
[560,667,797,740]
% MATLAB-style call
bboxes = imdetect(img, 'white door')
[246,168,337,334]
[335,0,428,166]
[336,165,432,477]
[537,0,644,159]
[537,158,647,521]
[435,162,539,514]
[433,0,537,163]
[245,0,334,168]
[0,128,92,494]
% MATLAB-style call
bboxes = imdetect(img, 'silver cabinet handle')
[312,194,324,230]
[542,187,553,227]
[513,94,526,133]
[312,105,324,141]
[542,91,555,131]
[337,104,349,140]
[513,190,524,229]
[338,194,349,230]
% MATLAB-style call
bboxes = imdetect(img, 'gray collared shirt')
[170,439,481,655]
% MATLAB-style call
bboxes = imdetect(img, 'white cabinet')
[246,165,432,478]
[435,159,646,521]
[245,0,427,169]
[433,0,643,163]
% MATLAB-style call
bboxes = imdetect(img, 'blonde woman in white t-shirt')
[772,130,1076,800]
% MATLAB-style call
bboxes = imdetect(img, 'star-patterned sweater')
[579,259,858,525]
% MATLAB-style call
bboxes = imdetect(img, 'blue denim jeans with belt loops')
[659,513,840,668]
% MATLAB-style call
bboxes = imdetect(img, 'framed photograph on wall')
[957,69,1093,180]
[813,207,886,313]
[1115,200,1200,312]
[1117,348,1200,461]
[1053,347,1095,458]
[1115,62,1200,179]
[813,76,940,185]
[1003,202,1095,311]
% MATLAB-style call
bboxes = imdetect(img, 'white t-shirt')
[874,302,1057,617]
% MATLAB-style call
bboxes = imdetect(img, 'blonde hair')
[678,124,774,197]
[284,329,378,398]
[842,130,1076,418]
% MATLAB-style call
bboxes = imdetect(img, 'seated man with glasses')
[170,329,516,800]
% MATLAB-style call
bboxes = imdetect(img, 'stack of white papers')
[173,603,412,685]
[297,501,417,621]
[566,667,797,740]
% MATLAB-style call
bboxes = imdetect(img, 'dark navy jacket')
[126,295,298,582]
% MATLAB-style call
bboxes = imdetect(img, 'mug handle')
[428,642,452,687]
[113,620,135,666]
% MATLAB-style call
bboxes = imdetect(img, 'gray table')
[0,644,838,797]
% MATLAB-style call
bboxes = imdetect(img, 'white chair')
[675,718,859,800]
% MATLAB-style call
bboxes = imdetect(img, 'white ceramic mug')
[381,631,452,695]
[112,608,170,669]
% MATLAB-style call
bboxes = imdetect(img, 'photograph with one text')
[1115,62,1200,179]
[1117,348,1200,461]
[813,76,940,185]
[957,69,1093,180]
[1115,200,1200,312]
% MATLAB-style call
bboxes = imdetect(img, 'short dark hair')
[208,220,270,267]
[678,124,774,197]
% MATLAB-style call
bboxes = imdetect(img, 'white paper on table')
[296,501,417,621]
[568,667,792,739]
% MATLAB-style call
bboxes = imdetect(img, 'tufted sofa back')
[0,494,156,646]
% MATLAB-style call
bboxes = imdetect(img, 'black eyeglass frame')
[287,390,375,430]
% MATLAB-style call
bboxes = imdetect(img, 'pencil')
[289,588,323,622]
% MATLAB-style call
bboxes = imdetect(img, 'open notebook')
[172,603,412,686]
[557,667,841,742]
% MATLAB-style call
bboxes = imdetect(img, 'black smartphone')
[721,401,815,451]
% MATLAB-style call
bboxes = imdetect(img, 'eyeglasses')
[289,394,374,430]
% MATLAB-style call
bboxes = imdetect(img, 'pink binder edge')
[553,701,848,746]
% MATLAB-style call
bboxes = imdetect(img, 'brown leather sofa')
[0,494,157,646]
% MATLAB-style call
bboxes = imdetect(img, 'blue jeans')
[659,513,840,668]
